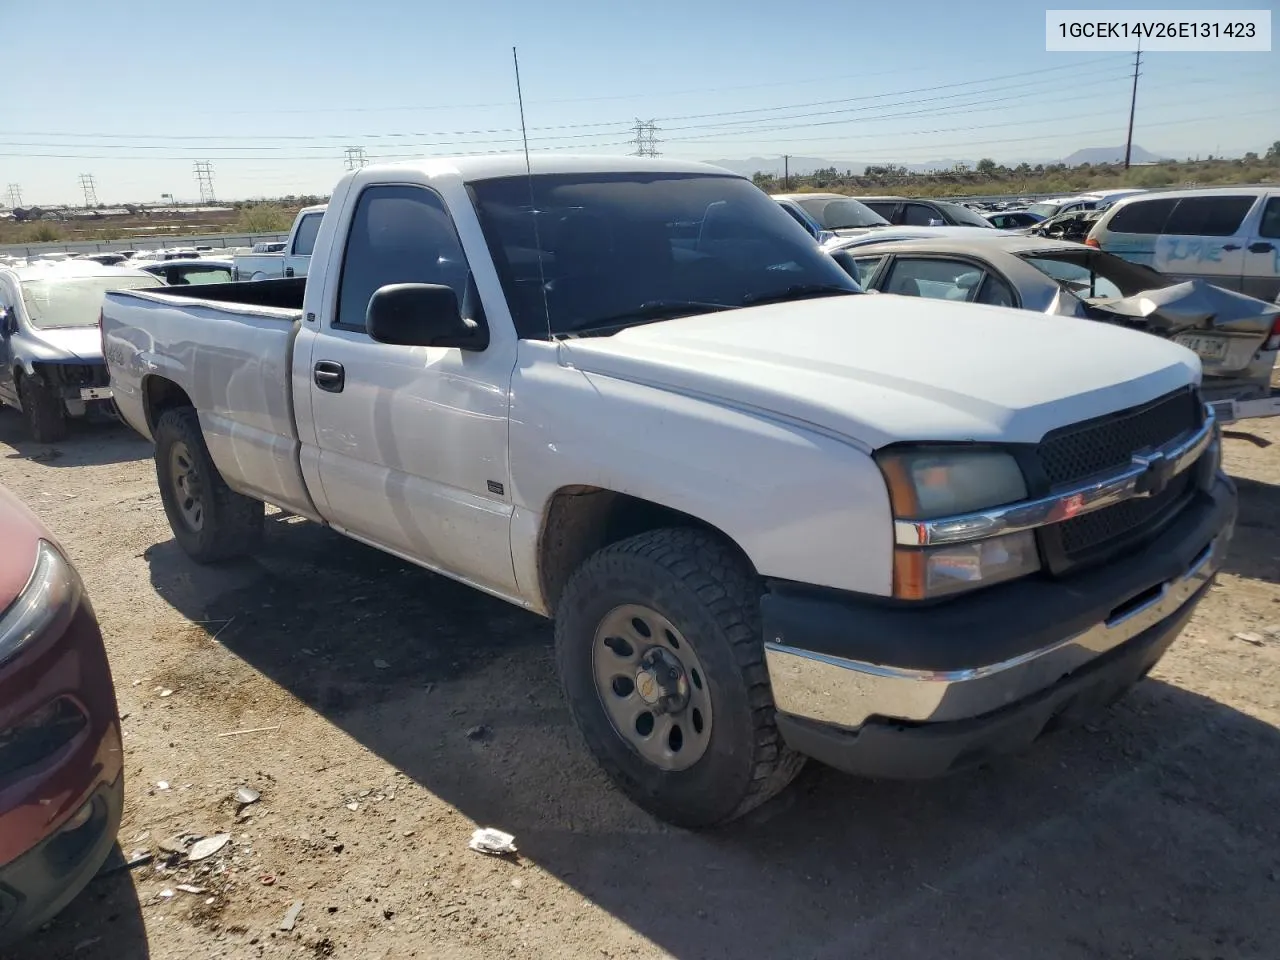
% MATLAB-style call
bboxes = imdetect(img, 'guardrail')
[0,231,290,258]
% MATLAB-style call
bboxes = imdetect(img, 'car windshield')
[20,274,160,329]
[1028,202,1064,219]
[468,172,861,338]
[1020,251,1169,300]
[796,197,889,230]
[933,200,996,228]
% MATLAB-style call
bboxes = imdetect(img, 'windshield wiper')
[741,283,859,307]
[556,300,734,338]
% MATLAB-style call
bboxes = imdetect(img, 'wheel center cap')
[635,668,661,704]
[635,648,689,713]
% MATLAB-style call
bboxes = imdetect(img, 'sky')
[3,0,1277,205]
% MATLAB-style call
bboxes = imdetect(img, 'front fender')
[508,343,893,598]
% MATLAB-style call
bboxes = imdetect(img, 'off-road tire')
[555,527,806,828]
[18,373,68,443]
[154,407,263,563]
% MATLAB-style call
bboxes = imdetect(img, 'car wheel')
[555,527,805,828]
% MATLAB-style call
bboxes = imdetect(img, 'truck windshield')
[21,274,161,329]
[467,172,861,338]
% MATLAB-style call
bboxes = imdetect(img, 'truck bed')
[101,279,316,519]
[147,276,306,311]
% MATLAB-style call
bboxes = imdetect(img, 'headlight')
[877,448,1040,600]
[0,540,81,667]
[877,449,1028,519]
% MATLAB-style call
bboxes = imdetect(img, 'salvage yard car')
[0,261,161,441]
[0,483,124,948]
[103,155,1236,828]
[839,234,1280,406]
[1086,186,1280,302]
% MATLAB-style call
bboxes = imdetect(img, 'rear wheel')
[154,407,263,563]
[18,373,68,443]
[555,528,805,828]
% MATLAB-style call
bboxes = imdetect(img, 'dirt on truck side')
[1,406,1279,960]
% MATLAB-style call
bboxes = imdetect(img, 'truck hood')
[23,326,104,362]
[560,295,1200,449]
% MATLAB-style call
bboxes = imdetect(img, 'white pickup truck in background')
[230,204,326,281]
[102,155,1236,828]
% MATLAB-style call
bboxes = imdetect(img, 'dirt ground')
[2,405,1280,960]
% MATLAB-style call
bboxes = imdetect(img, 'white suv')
[1086,186,1280,302]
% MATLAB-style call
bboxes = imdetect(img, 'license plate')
[1174,334,1228,363]
[80,387,112,400]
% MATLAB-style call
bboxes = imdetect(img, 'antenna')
[513,45,552,342]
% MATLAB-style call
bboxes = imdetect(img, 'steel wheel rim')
[169,441,205,532]
[591,603,714,772]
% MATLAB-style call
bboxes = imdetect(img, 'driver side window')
[335,185,472,333]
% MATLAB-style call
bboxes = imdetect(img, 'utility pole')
[79,174,99,207]
[343,146,368,170]
[783,155,790,190]
[5,184,21,208]
[631,119,660,157]
[1123,41,1142,170]
[194,161,216,203]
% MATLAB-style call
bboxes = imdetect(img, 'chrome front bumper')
[765,532,1225,730]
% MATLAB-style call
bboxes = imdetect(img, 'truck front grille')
[1036,387,1203,487]
[1036,387,1204,573]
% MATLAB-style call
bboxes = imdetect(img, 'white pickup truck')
[102,155,1237,828]
[230,204,326,282]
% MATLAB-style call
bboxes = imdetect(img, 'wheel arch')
[536,485,756,618]
[142,374,194,436]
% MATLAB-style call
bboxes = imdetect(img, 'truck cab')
[231,204,326,282]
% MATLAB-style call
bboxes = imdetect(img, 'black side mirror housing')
[366,283,488,351]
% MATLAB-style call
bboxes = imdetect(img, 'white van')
[1086,187,1280,301]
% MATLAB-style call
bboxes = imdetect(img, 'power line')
[0,58,1132,145]
[5,183,20,207]
[343,146,368,169]
[193,160,216,202]
[78,173,99,206]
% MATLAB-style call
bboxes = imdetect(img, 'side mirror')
[366,283,487,351]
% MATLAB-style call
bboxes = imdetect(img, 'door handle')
[313,360,345,393]
[1248,241,1275,254]
[1222,243,1241,251]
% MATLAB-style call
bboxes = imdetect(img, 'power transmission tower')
[631,119,660,157]
[343,146,368,170]
[194,161,217,203]
[1123,42,1142,170]
[5,184,21,208]
[79,174,100,207]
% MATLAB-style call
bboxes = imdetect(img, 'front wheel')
[154,407,263,563]
[554,528,805,828]
[18,374,68,443]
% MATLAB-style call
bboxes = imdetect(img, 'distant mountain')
[706,145,1178,177]
[1061,145,1170,165]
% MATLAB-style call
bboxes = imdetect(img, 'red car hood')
[0,486,44,612]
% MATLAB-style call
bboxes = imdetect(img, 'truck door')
[284,210,323,279]
[1242,194,1280,302]
[302,182,519,597]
